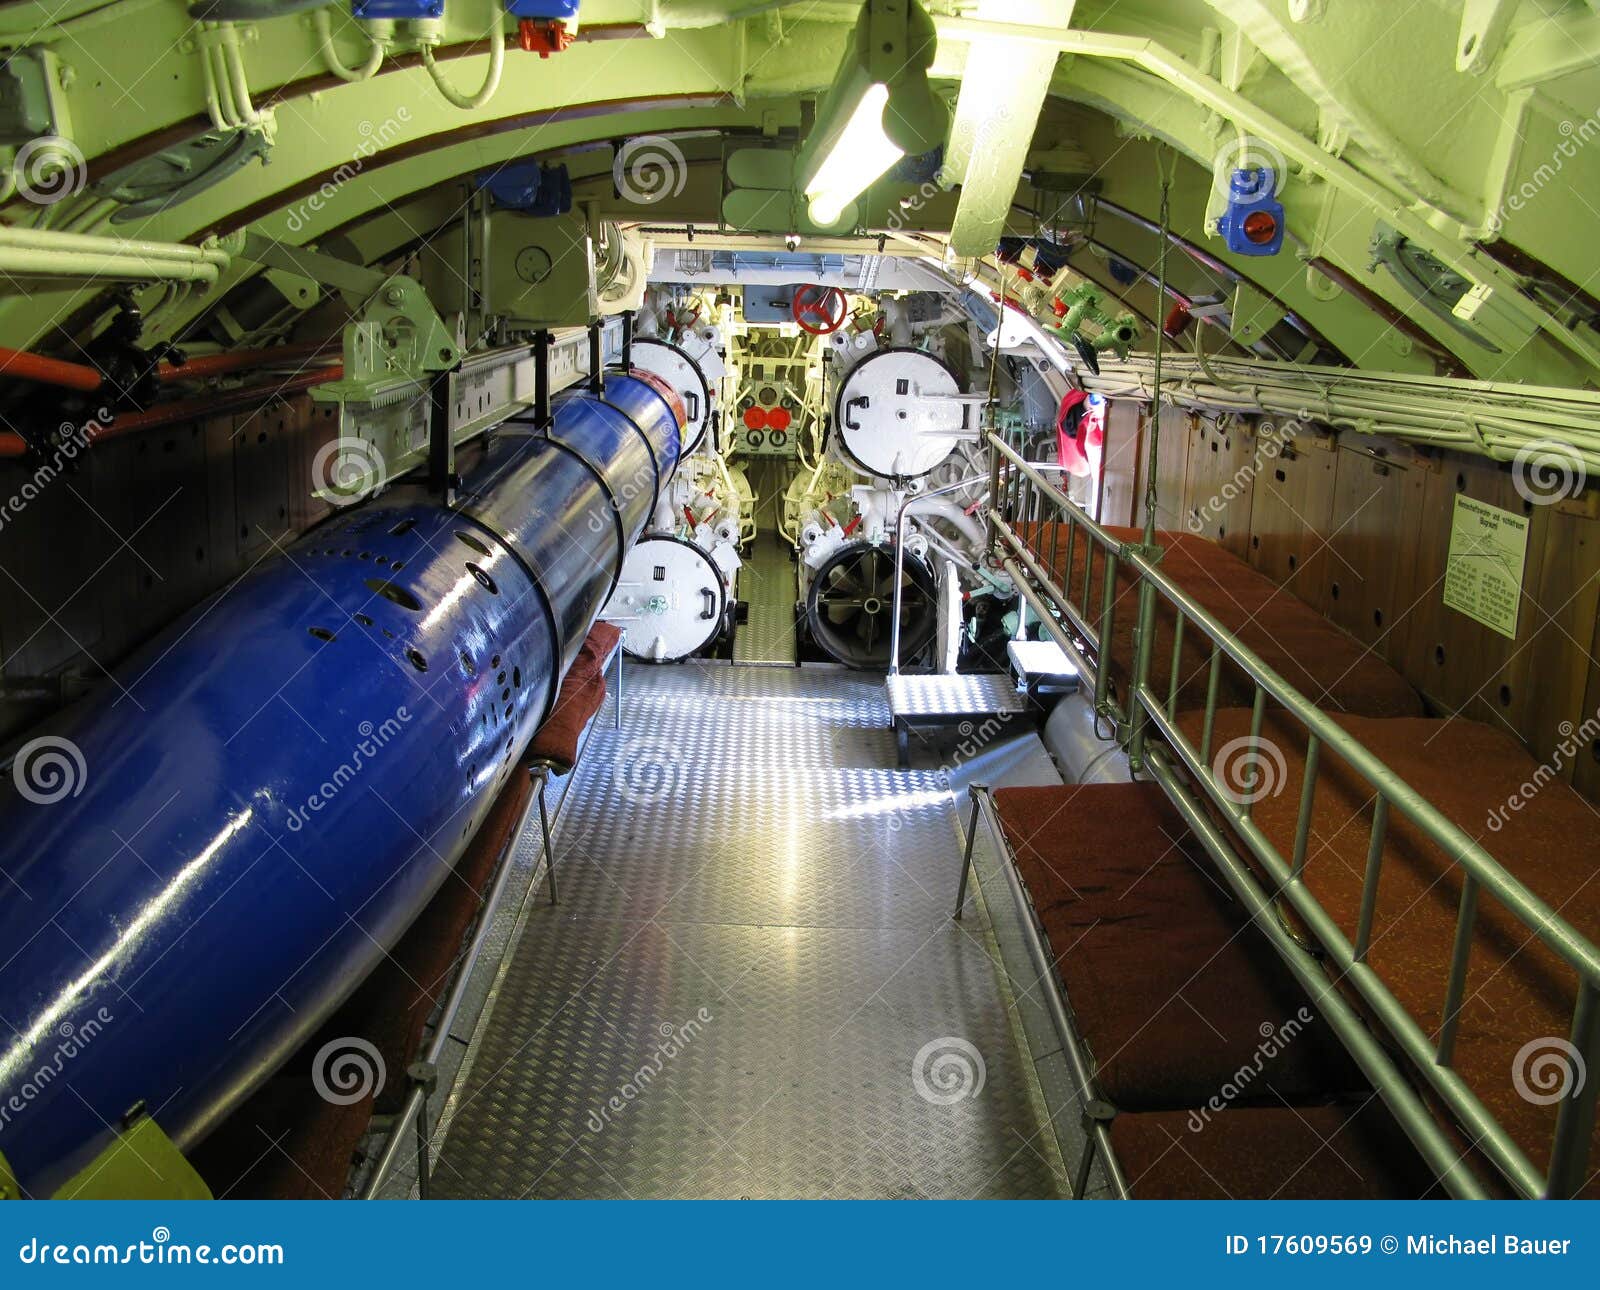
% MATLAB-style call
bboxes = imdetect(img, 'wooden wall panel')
[1111,404,1600,806]
[0,391,328,744]
[1571,608,1600,801]
[1397,457,1548,743]
[0,458,108,679]
[1134,406,1191,534]
[1098,399,1141,528]
[1244,429,1337,601]
[1181,415,1256,557]
[1520,506,1600,775]
[1312,443,1428,663]
[232,401,293,562]
[95,425,214,660]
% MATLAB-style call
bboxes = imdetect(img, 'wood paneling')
[1396,456,1548,744]
[1314,443,1427,664]
[1181,415,1256,558]
[0,391,330,743]
[1134,405,1191,534]
[1098,399,1141,528]
[1114,397,1600,806]
[1245,427,1336,600]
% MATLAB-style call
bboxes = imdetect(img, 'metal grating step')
[885,672,1032,770]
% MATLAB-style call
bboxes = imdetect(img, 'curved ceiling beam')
[938,15,1600,381]
[60,101,758,350]
[1198,0,1481,222]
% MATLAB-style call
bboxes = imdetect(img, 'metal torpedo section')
[0,365,684,1199]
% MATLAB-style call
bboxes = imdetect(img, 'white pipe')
[904,495,985,550]
[0,226,230,266]
[0,247,223,285]
[1083,353,1600,469]
[313,8,387,82]
[422,26,506,110]
[201,39,231,129]
[221,26,268,127]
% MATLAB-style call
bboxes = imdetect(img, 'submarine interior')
[0,0,1598,1204]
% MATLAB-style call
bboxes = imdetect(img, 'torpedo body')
[0,372,681,1196]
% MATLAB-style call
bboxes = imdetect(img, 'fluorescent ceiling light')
[795,0,947,231]
[804,84,904,226]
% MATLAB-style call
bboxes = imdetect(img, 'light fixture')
[796,0,948,229]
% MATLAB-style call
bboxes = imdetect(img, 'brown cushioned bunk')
[1011,524,1423,719]
[1109,1101,1441,1200]
[987,782,1433,1198]
[1176,707,1600,1197]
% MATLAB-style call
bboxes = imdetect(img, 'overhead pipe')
[0,345,105,393]
[0,340,337,394]
[156,340,341,383]
[0,226,229,286]
[1085,352,1600,471]
[0,364,342,458]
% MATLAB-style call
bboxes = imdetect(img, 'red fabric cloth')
[993,783,1364,1109]
[1111,1103,1439,1199]
[1056,389,1103,478]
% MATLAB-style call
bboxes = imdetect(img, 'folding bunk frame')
[967,431,1600,1200]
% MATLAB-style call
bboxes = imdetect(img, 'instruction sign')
[1442,494,1528,640]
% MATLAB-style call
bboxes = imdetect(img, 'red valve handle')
[792,284,848,335]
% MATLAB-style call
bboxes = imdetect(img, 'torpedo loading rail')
[0,369,683,1199]
[971,432,1600,1199]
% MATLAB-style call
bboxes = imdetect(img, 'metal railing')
[983,431,1600,1199]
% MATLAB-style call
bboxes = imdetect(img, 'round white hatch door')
[834,348,968,479]
[630,337,714,456]
[604,536,727,661]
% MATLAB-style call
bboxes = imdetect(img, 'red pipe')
[0,365,342,458]
[157,340,340,384]
[0,340,341,394]
[0,345,105,393]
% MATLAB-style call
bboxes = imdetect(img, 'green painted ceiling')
[1,0,1597,388]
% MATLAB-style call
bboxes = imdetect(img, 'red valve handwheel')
[792,284,848,335]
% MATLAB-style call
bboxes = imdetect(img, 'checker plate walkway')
[424,664,1066,1199]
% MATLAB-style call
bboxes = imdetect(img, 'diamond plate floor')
[428,665,1067,1199]
[733,534,798,665]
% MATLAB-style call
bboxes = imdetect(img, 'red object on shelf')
[1162,300,1193,340]
[517,18,574,57]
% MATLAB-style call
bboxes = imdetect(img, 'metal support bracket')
[587,318,605,394]
[1457,0,1520,74]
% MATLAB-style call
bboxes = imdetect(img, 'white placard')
[1442,494,1528,640]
